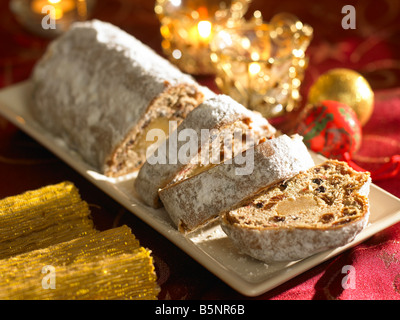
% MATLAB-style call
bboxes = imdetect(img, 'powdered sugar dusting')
[31,19,198,171]
[160,134,314,231]
[135,94,275,208]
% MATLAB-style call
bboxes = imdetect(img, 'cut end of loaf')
[220,160,371,262]
[223,160,370,230]
[104,83,204,177]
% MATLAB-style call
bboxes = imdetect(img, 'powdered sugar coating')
[135,94,276,208]
[159,134,314,232]
[31,19,202,172]
[220,211,369,262]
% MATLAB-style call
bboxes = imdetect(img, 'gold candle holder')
[10,0,96,38]
[210,12,313,119]
[155,0,252,75]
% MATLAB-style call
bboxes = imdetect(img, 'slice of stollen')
[135,94,276,208]
[220,160,371,262]
[159,134,314,232]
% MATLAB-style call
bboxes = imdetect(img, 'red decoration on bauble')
[295,100,362,160]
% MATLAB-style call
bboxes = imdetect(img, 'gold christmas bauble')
[307,68,374,125]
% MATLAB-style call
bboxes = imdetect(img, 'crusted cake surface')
[31,19,205,174]
[134,94,276,208]
[220,160,371,262]
[159,135,314,232]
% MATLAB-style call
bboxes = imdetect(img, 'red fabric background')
[1,0,400,299]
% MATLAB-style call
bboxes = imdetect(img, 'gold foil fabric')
[0,182,160,300]
[0,181,95,259]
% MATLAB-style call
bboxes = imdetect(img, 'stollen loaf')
[31,19,211,177]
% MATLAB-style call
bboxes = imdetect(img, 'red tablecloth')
[1,0,400,300]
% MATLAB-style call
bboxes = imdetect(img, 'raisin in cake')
[134,94,276,208]
[220,160,371,262]
[31,19,211,177]
[159,135,314,233]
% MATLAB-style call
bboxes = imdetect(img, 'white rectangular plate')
[1,80,400,297]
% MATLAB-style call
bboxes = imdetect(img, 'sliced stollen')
[220,160,371,262]
[135,94,276,208]
[159,134,314,232]
[31,19,211,177]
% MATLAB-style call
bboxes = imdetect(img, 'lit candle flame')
[249,62,261,75]
[31,0,76,20]
[197,20,212,40]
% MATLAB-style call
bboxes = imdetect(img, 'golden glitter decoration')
[0,181,96,259]
[0,225,160,300]
[210,11,313,119]
[155,0,251,75]
[307,68,374,126]
[0,182,160,300]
